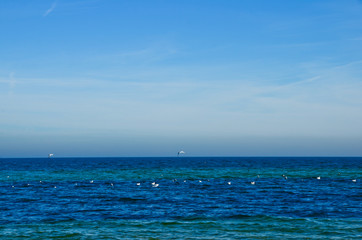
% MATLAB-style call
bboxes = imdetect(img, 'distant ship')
[48,153,54,158]
[177,150,185,156]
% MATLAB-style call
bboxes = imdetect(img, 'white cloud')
[43,2,57,17]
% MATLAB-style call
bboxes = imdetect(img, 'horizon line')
[1,156,361,159]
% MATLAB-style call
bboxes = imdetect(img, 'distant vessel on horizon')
[177,150,185,156]
[48,153,54,158]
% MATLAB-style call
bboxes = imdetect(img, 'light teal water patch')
[1,218,361,239]
[1,166,360,182]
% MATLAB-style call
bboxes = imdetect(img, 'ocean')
[0,157,361,239]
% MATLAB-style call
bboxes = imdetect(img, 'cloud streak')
[43,2,57,17]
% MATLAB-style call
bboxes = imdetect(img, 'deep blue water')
[0,157,361,239]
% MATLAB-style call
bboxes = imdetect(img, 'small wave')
[116,197,146,202]
[223,214,252,219]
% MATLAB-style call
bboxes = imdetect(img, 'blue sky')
[1,0,362,157]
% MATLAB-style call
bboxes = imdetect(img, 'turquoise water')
[0,157,361,239]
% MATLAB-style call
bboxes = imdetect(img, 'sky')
[1,0,362,157]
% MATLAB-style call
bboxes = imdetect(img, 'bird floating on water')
[317,176,321,180]
[251,181,255,185]
[136,183,141,186]
[352,179,357,182]
[227,182,231,185]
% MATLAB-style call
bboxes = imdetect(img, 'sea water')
[0,157,361,239]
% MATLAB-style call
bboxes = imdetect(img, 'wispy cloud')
[349,36,362,41]
[8,72,16,95]
[43,2,57,17]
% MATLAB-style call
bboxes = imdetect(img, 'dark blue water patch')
[1,178,360,224]
[1,156,361,171]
